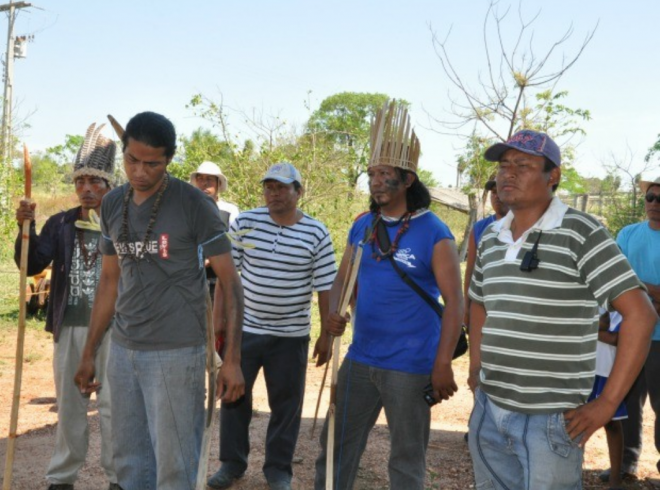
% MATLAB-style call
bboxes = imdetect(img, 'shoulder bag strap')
[376,218,444,319]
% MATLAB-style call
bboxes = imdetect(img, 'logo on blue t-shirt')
[393,248,416,268]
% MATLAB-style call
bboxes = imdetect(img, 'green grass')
[0,263,47,335]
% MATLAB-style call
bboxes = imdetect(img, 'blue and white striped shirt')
[230,207,337,337]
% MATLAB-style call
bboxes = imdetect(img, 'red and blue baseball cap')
[484,130,561,167]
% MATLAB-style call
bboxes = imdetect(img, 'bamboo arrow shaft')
[326,244,362,490]
[4,145,32,490]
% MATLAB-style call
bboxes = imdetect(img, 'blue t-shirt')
[346,210,454,374]
[617,221,660,340]
[473,214,496,245]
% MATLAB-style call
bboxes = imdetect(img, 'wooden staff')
[3,145,32,490]
[326,244,363,490]
[310,254,354,439]
[195,292,220,490]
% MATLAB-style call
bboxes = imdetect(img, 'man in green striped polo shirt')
[466,129,658,490]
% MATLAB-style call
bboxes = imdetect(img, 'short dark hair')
[369,168,431,213]
[543,157,559,192]
[122,112,177,158]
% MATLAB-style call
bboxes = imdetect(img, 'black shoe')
[268,481,292,490]
[207,467,245,489]
[47,485,74,490]
[108,484,123,490]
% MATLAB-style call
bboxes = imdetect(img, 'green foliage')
[45,134,84,166]
[417,167,439,188]
[170,128,235,182]
[583,173,622,195]
[185,94,369,256]
[644,133,660,163]
[604,193,646,238]
[456,133,497,194]
[430,202,469,247]
[306,92,406,187]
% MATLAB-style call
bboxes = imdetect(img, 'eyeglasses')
[646,193,660,204]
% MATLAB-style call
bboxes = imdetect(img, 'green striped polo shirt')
[469,197,643,414]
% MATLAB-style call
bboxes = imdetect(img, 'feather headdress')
[368,100,420,174]
[71,123,116,183]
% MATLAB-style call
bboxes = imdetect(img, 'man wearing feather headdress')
[15,123,120,490]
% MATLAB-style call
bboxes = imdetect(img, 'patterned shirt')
[230,207,337,337]
[469,197,643,413]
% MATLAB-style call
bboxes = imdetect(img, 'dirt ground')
[1,328,660,489]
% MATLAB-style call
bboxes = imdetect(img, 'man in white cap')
[208,162,337,490]
[15,123,121,490]
[613,175,660,481]
[190,161,239,226]
[190,161,240,314]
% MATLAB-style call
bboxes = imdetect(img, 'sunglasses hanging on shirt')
[520,231,543,272]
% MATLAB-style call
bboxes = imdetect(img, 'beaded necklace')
[369,211,412,261]
[120,173,169,262]
[76,209,101,269]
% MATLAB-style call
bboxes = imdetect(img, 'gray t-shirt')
[100,176,231,350]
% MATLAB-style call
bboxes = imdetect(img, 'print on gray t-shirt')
[99,177,231,351]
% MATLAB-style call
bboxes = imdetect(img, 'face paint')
[384,178,402,190]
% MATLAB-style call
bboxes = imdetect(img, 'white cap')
[261,162,302,185]
[640,176,660,194]
[190,161,228,193]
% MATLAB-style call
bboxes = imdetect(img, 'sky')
[4,0,660,187]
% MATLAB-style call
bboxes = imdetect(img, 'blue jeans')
[622,340,660,473]
[468,388,583,490]
[314,359,431,490]
[107,341,205,490]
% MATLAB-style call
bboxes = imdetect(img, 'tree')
[170,128,234,182]
[429,1,596,258]
[306,92,406,188]
[417,167,439,188]
[601,147,654,236]
[185,94,366,252]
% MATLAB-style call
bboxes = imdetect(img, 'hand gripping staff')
[3,145,32,490]
[326,243,363,490]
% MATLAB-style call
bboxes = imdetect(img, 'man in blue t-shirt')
[463,179,509,329]
[314,101,463,490]
[614,176,660,480]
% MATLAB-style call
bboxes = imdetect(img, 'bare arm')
[565,288,658,445]
[468,301,486,392]
[74,254,120,394]
[313,242,351,367]
[430,239,463,402]
[644,282,660,303]
[213,278,225,338]
[209,252,245,402]
[463,229,477,328]
[312,290,332,366]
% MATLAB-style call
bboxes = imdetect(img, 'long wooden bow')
[325,243,363,490]
[3,145,33,490]
[196,292,220,489]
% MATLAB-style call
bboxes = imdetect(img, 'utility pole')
[1,1,32,161]
[0,1,31,214]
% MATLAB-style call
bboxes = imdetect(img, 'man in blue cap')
[466,129,658,489]
[208,162,337,490]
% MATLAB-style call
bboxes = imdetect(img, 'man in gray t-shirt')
[75,112,245,490]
